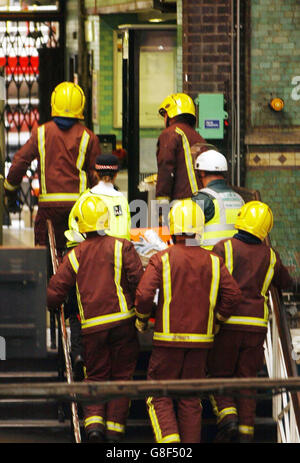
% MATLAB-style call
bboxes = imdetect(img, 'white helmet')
[195,149,228,172]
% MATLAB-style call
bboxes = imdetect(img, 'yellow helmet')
[72,196,109,233]
[51,82,85,119]
[169,199,204,236]
[158,93,196,119]
[235,201,273,240]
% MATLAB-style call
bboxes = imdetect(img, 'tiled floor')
[3,223,35,247]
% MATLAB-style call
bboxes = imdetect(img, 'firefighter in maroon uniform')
[208,201,295,443]
[47,196,144,443]
[156,93,208,205]
[135,199,242,443]
[4,81,100,256]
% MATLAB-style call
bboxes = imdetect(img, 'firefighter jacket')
[192,179,245,249]
[212,236,294,333]
[4,120,100,208]
[47,234,144,336]
[135,242,242,349]
[155,120,206,201]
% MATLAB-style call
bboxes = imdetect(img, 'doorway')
[118,25,177,204]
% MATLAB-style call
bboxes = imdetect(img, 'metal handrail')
[47,219,82,444]
[265,291,300,442]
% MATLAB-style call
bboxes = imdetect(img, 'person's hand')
[214,323,221,335]
[135,318,149,333]
[4,191,22,213]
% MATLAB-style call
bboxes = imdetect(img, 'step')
[0,371,60,382]
[0,397,69,421]
[0,419,70,428]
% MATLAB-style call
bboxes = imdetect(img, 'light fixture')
[269,97,284,112]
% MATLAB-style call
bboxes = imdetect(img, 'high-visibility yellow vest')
[199,187,244,250]
[67,189,131,244]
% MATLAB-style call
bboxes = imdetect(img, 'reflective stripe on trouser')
[239,424,254,437]
[84,404,128,439]
[146,397,181,443]
[82,323,139,439]
[83,416,125,437]
[146,396,204,443]
[146,347,208,443]
[84,415,105,433]
[208,330,266,429]
[210,395,238,425]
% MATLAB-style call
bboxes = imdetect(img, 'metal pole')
[1,377,300,400]
[230,0,236,185]
[77,0,90,128]
[0,68,5,244]
[236,0,241,186]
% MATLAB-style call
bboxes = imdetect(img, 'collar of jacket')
[234,230,262,245]
[53,117,78,130]
[168,118,189,127]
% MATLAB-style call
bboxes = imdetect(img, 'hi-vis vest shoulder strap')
[200,187,244,248]
[223,246,277,329]
[153,252,220,344]
[175,127,198,195]
[67,243,135,331]
[38,125,90,203]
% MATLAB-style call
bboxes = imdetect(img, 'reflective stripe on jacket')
[155,121,205,201]
[152,252,219,345]
[47,234,144,335]
[68,241,135,331]
[38,125,90,203]
[174,126,198,196]
[224,243,276,329]
[5,120,100,207]
[199,187,244,249]
[212,237,293,332]
[135,243,242,349]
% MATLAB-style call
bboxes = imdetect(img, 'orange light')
[270,97,284,112]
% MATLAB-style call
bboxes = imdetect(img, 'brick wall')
[182,0,232,100]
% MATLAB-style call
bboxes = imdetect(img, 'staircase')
[0,327,294,444]
[0,355,71,430]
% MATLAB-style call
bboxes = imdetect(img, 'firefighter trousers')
[146,346,209,443]
[208,329,266,440]
[35,206,71,257]
[82,321,139,441]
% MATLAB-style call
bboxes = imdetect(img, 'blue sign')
[204,120,220,129]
